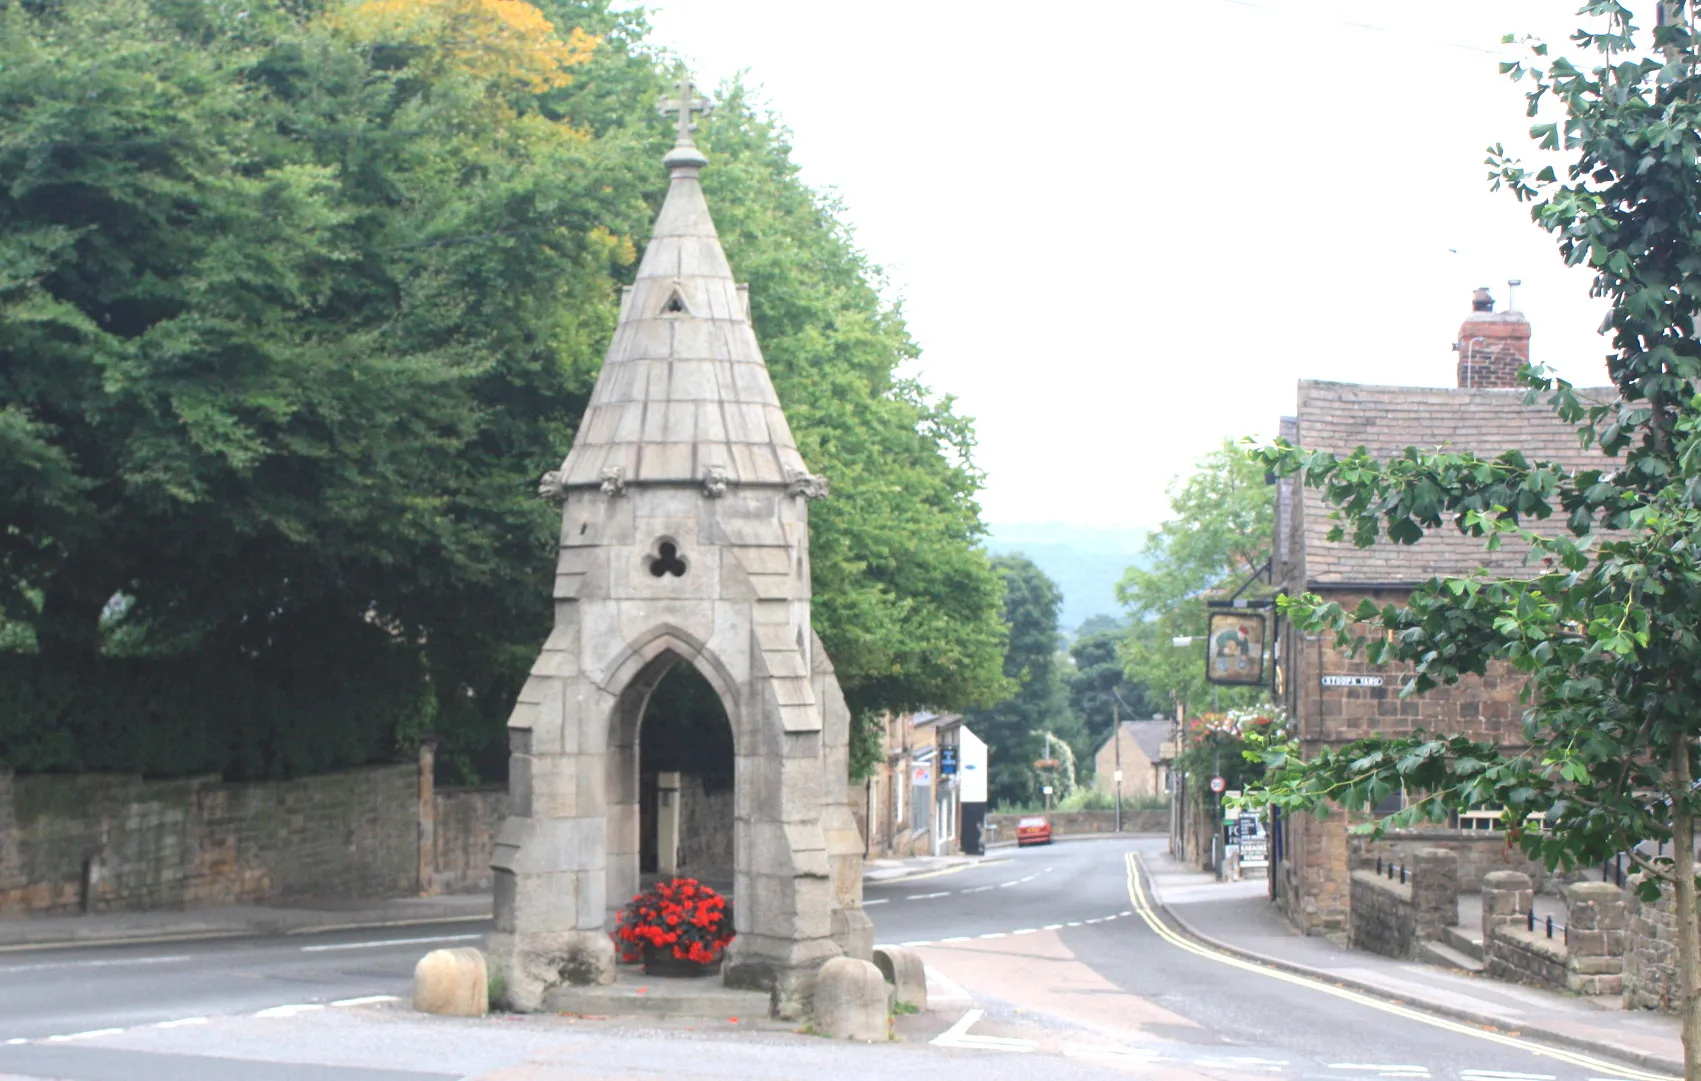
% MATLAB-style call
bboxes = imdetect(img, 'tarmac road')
[0,837,1671,1080]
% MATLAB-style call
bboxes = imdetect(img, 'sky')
[640,1,1648,533]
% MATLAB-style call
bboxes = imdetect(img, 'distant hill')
[985,522,1150,635]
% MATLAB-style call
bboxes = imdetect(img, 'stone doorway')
[637,662,734,894]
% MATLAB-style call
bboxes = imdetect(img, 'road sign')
[1321,674,1384,687]
[1113,770,1123,784]
[1209,776,1226,794]
[1041,785,1053,795]
[940,745,958,775]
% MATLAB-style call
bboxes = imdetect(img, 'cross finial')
[659,75,712,152]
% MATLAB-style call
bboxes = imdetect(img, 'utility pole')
[1112,695,1122,833]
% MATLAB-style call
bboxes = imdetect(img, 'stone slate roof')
[1114,720,1170,764]
[1294,380,1618,587]
[556,158,810,489]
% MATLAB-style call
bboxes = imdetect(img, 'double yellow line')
[1122,853,1677,1081]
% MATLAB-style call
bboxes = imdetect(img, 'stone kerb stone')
[1563,881,1626,996]
[414,947,490,1016]
[872,945,927,1011]
[812,956,888,1041]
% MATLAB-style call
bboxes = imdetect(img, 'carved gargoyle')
[785,469,828,500]
[599,465,627,497]
[537,470,568,502]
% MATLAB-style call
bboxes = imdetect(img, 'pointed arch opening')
[602,634,742,921]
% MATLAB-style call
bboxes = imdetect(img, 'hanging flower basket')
[615,877,734,977]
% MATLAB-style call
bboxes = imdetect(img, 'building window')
[912,781,931,834]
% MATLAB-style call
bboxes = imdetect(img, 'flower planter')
[642,943,722,978]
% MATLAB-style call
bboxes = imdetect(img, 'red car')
[1016,815,1052,846]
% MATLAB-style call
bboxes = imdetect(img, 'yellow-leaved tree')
[335,0,596,94]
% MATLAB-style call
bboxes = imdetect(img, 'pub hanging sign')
[1206,611,1267,687]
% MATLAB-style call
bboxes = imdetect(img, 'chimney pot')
[1472,287,1495,313]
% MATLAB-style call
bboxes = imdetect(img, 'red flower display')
[613,877,735,965]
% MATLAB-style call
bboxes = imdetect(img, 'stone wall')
[0,765,417,915]
[1352,829,1552,893]
[1347,849,1458,959]
[431,787,507,895]
[1479,873,1624,996]
[1277,588,1534,935]
[1625,874,1688,1012]
[987,809,1166,843]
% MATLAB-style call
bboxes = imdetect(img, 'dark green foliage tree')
[1068,626,1152,750]
[967,555,1079,806]
[1248,4,1701,1067]
[1117,441,1274,714]
[0,0,1009,781]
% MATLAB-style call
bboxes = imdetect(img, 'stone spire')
[553,78,814,496]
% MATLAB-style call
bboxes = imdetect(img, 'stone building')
[486,84,869,1016]
[1270,290,1613,936]
[866,712,978,859]
[1092,720,1169,801]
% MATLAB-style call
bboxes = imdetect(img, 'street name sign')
[1320,675,1385,687]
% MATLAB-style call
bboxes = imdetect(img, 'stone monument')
[486,76,873,1018]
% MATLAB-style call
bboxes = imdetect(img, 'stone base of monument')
[542,967,771,1020]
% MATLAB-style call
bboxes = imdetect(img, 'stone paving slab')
[1135,841,1683,1078]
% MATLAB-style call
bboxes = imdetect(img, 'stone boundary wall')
[431,787,507,895]
[0,764,417,915]
[1352,829,1553,893]
[1348,849,1458,960]
[1479,872,1624,996]
[987,809,1166,842]
[1625,873,1693,1012]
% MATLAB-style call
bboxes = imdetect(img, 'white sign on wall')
[957,727,989,804]
[1321,675,1385,687]
[911,765,932,786]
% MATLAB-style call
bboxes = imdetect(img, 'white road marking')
[1042,924,1063,930]
[1065,921,1083,927]
[1461,1073,1555,1081]
[154,1018,208,1029]
[1328,1062,1428,1071]
[906,891,951,901]
[862,898,890,905]
[300,933,481,953]
[47,1029,123,1042]
[254,1004,324,1018]
[898,940,934,948]
[4,1038,26,1046]
[940,936,972,943]
[1011,928,1038,935]
[931,1008,1037,1053]
[963,885,996,894]
[0,954,191,975]
[978,932,1007,939]
[1063,1044,1159,1060]
[996,881,1020,888]
[1018,875,1035,883]
[331,995,399,1007]
[1118,909,1133,916]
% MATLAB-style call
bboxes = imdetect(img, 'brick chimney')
[1454,286,1530,388]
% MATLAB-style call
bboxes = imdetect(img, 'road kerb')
[1131,853,1683,1080]
[864,858,1012,886]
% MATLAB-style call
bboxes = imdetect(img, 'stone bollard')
[413,947,489,1016]
[1481,870,1533,942]
[1564,881,1627,995]
[872,945,928,1012]
[813,957,888,1040]
[1412,848,1460,940]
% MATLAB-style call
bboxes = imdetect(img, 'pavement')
[0,894,493,951]
[1138,843,1685,1078]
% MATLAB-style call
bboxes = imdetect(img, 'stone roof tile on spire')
[557,84,810,492]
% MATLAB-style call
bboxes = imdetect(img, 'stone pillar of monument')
[485,77,871,1019]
